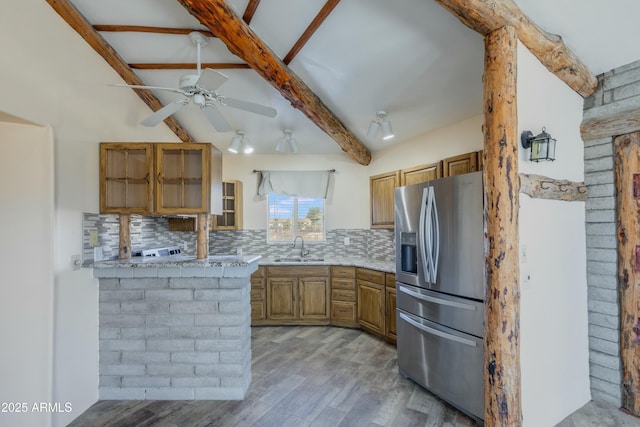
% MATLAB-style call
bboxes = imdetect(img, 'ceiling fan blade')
[141,99,189,127]
[201,104,231,132]
[196,69,229,91]
[111,83,186,95]
[219,96,277,118]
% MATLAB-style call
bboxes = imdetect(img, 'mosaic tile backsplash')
[83,213,395,263]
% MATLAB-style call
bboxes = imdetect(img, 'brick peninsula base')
[92,255,259,400]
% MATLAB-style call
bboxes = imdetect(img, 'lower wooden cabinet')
[267,277,298,320]
[250,267,266,322]
[385,286,397,344]
[330,266,358,327]
[357,268,386,336]
[254,266,330,325]
[252,264,396,345]
[300,277,331,320]
[357,280,385,336]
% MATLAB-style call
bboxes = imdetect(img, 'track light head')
[276,129,298,153]
[368,110,394,140]
[228,130,252,154]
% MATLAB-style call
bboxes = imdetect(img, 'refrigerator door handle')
[428,188,440,283]
[398,285,477,311]
[399,312,477,347]
[418,187,430,282]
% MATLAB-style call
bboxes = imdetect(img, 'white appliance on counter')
[394,171,485,424]
[132,246,182,257]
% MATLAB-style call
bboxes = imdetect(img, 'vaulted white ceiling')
[64,0,640,157]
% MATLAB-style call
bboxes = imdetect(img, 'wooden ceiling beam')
[176,0,371,165]
[45,0,194,142]
[283,0,341,65]
[433,0,598,97]
[94,25,215,38]
[242,0,261,24]
[130,63,250,70]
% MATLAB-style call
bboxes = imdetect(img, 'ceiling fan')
[114,32,277,132]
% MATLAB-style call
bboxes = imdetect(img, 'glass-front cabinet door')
[100,143,153,214]
[155,143,210,214]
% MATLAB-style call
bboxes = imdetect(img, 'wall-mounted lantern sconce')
[521,127,556,162]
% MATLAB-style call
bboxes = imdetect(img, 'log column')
[196,213,209,259]
[482,25,522,426]
[614,132,640,415]
[118,214,131,260]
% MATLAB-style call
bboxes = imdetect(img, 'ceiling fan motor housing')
[179,74,201,90]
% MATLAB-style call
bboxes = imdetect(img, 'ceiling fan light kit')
[367,111,394,140]
[112,32,277,133]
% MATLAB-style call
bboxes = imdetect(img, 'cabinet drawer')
[386,272,396,288]
[331,301,357,323]
[331,266,355,278]
[267,266,330,277]
[331,277,355,290]
[331,289,356,302]
[356,268,385,285]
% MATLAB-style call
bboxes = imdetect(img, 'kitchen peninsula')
[91,255,260,400]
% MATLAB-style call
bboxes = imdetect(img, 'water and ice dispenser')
[400,232,417,274]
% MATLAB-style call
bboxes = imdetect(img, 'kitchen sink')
[273,257,324,263]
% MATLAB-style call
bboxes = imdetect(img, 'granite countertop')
[258,256,395,273]
[88,254,262,268]
[88,254,395,273]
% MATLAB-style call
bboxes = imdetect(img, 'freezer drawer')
[396,283,484,338]
[397,308,484,423]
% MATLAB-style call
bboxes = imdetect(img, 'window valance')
[256,170,332,198]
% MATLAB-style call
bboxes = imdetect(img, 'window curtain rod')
[252,169,335,174]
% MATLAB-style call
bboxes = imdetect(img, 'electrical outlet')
[344,237,350,245]
[89,229,99,247]
[71,254,81,271]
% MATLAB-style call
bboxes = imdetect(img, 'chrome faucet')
[291,235,309,258]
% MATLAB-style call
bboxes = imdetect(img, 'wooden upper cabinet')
[370,171,400,229]
[100,143,153,214]
[154,143,222,215]
[211,180,243,230]
[100,142,221,215]
[477,150,484,171]
[400,161,443,186]
[442,151,479,177]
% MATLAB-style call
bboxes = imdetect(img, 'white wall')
[0,2,180,425]
[222,114,483,230]
[517,42,591,426]
[0,121,54,427]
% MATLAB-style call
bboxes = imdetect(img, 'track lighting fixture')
[367,110,394,140]
[276,129,298,153]
[228,131,253,154]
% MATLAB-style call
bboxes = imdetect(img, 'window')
[268,193,325,242]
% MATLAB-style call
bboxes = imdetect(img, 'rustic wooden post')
[614,132,640,416]
[196,213,209,259]
[483,25,522,426]
[118,214,131,260]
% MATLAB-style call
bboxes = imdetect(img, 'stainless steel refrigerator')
[395,171,484,424]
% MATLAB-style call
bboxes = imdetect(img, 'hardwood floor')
[69,326,476,426]
[69,325,640,426]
